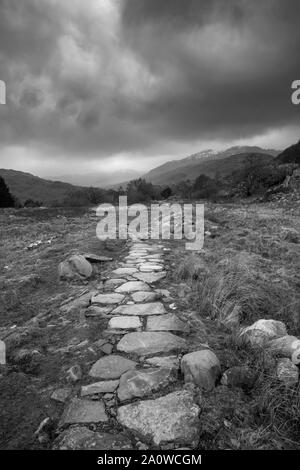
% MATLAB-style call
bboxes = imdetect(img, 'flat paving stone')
[117,331,187,356]
[146,313,190,333]
[91,293,125,305]
[131,291,160,303]
[115,281,150,293]
[105,278,126,287]
[112,267,138,276]
[81,380,119,396]
[54,427,132,450]
[112,302,166,317]
[117,390,200,447]
[139,264,164,272]
[108,316,142,330]
[118,367,175,402]
[59,398,108,426]
[133,272,166,284]
[89,355,137,379]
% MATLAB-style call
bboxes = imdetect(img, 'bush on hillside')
[0,176,15,208]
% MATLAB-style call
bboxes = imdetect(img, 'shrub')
[0,176,14,207]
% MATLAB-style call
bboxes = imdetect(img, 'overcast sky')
[0,0,299,177]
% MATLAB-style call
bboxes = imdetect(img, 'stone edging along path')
[53,240,221,450]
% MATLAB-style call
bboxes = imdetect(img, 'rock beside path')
[58,255,93,281]
[117,390,200,447]
[181,350,221,391]
[238,319,287,347]
[276,358,299,386]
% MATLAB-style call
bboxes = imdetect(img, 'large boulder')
[58,255,93,281]
[238,319,287,347]
[181,349,221,391]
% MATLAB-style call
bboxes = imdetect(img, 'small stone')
[146,313,189,333]
[100,343,113,355]
[117,332,187,356]
[276,358,299,386]
[221,366,257,389]
[66,364,82,383]
[89,355,137,379]
[54,427,131,450]
[117,390,200,447]
[91,293,125,305]
[0,340,6,365]
[108,316,142,330]
[59,398,108,425]
[181,350,221,391]
[131,291,160,303]
[155,289,172,299]
[58,255,93,281]
[81,380,119,396]
[115,281,150,293]
[117,367,176,402]
[51,388,72,403]
[112,302,166,317]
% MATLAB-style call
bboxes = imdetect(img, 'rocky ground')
[0,201,299,450]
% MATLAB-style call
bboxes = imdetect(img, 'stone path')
[53,240,213,450]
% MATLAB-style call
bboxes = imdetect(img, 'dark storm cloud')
[0,0,299,168]
[121,0,300,141]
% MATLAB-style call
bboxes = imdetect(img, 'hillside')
[0,169,85,205]
[49,169,141,188]
[276,140,300,164]
[142,147,278,185]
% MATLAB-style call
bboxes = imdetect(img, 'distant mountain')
[142,146,279,185]
[49,169,140,188]
[0,169,85,204]
[276,140,300,164]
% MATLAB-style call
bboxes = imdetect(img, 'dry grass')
[176,251,299,333]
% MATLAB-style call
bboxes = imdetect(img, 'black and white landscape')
[0,0,299,454]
